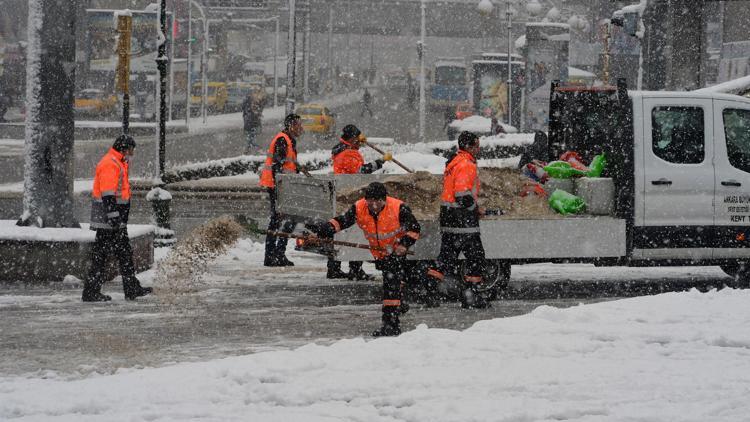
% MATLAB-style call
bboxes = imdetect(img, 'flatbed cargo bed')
[277,174,626,261]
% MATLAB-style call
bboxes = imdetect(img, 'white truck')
[277,80,750,296]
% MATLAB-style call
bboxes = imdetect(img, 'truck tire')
[720,263,750,288]
[476,260,510,300]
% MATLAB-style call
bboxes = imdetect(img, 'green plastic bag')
[543,161,588,179]
[585,153,607,177]
[548,189,587,215]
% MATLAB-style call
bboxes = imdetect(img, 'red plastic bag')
[519,182,547,197]
[560,151,589,171]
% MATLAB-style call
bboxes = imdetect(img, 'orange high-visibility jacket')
[353,197,419,260]
[90,148,131,229]
[441,150,479,207]
[332,139,364,174]
[259,132,298,188]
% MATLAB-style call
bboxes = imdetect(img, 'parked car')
[191,82,228,114]
[74,89,117,118]
[297,104,335,135]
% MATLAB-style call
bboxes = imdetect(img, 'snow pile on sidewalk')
[2,288,748,421]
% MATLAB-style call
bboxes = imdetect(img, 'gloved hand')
[374,159,385,169]
[107,214,122,228]
[304,220,331,236]
[383,152,393,162]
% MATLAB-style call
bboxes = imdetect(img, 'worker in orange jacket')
[82,134,152,302]
[307,182,420,337]
[259,113,304,266]
[327,124,388,280]
[426,131,489,309]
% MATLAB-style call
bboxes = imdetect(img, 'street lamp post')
[286,0,297,115]
[418,0,426,143]
[505,1,512,126]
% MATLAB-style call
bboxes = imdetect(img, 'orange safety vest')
[90,148,131,229]
[354,196,416,260]
[332,139,364,174]
[259,132,298,188]
[441,150,479,209]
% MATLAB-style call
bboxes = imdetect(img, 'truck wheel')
[720,263,750,288]
[463,259,510,300]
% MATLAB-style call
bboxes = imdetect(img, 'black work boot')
[82,280,111,302]
[372,309,401,337]
[82,289,112,302]
[461,285,490,309]
[277,256,295,267]
[123,277,153,301]
[348,262,374,280]
[326,260,349,279]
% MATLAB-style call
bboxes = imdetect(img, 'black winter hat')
[364,182,387,200]
[112,134,136,152]
[284,113,301,129]
[341,124,361,140]
[458,131,479,150]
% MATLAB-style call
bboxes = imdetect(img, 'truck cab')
[549,80,750,279]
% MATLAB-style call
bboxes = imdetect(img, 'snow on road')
[1,284,748,421]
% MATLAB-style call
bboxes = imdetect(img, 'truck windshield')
[723,108,750,173]
[434,66,465,85]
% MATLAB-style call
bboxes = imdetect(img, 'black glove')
[304,220,326,235]
[374,159,385,169]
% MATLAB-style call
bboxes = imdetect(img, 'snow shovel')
[361,138,414,173]
[236,216,415,255]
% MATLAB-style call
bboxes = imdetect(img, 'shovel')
[362,139,414,174]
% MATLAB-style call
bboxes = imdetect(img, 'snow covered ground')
[1,278,747,421]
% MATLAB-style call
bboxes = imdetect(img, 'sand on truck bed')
[336,169,559,220]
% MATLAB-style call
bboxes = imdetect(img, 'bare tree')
[17,0,79,228]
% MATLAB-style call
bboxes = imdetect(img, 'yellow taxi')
[191,82,228,113]
[74,89,118,117]
[297,104,335,135]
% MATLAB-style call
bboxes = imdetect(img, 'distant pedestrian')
[361,88,373,117]
[82,134,153,302]
[406,74,416,110]
[242,92,263,154]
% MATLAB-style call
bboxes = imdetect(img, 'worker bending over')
[327,124,392,280]
[426,131,489,309]
[307,182,420,337]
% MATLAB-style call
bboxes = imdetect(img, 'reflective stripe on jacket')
[90,148,131,230]
[439,150,480,230]
[259,132,298,188]
[355,196,418,260]
[332,139,364,174]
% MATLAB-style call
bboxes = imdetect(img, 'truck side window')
[651,106,704,164]
[723,109,750,173]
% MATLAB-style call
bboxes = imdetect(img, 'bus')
[429,58,468,110]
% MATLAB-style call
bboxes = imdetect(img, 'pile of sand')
[336,169,558,219]
[154,216,245,296]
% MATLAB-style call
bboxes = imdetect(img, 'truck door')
[712,100,750,259]
[640,98,714,255]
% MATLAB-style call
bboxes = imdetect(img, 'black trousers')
[432,232,486,280]
[376,255,408,311]
[265,188,296,259]
[85,228,136,290]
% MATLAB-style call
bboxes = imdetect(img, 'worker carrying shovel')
[327,124,392,281]
[305,182,421,337]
